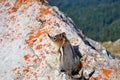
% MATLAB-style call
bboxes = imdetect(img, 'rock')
[0,0,120,80]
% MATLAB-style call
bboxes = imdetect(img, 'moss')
[101,42,120,59]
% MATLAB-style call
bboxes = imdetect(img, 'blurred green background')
[48,0,120,42]
[48,0,120,59]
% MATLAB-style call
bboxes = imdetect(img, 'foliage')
[48,0,120,41]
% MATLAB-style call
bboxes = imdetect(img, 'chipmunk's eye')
[53,37,56,40]
[60,34,63,37]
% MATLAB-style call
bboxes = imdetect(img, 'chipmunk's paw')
[57,68,65,76]
[72,74,81,78]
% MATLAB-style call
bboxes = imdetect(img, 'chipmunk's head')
[48,32,66,50]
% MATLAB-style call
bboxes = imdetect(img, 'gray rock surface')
[0,0,120,80]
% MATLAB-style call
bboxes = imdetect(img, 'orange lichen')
[26,60,31,64]
[13,67,19,72]
[17,70,21,74]
[59,29,63,33]
[12,3,18,12]
[103,78,108,80]
[23,68,29,73]
[95,75,102,80]
[0,38,2,42]
[36,15,43,22]
[17,33,22,37]
[102,68,112,77]
[42,55,46,59]
[0,10,3,14]
[24,54,30,60]
[33,58,38,63]
[29,3,33,6]
[18,0,22,4]
[39,38,42,42]
[18,0,29,4]
[94,53,99,58]
[13,67,21,75]
[21,7,28,13]
[22,0,29,4]
[30,30,34,34]
[36,30,42,38]
[5,2,10,7]
[10,0,30,13]
[35,29,49,38]
[32,71,37,78]
[40,23,46,29]
[36,44,42,50]
[0,0,2,4]
[90,76,95,80]
[36,0,40,2]
[0,0,7,4]
[10,15,16,21]
[54,20,56,24]
[46,19,52,24]
[11,38,15,42]
[40,8,51,15]
[47,43,51,47]
[40,52,46,59]
[51,26,54,29]
[42,65,44,68]
[3,33,10,37]
[25,40,31,44]
[47,75,50,80]
[29,35,36,40]
[26,26,33,29]
[25,40,33,47]
[81,56,88,66]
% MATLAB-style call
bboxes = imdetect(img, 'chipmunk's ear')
[62,32,66,37]
[48,34,51,38]
[48,34,52,40]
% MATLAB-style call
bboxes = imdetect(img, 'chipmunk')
[48,32,83,79]
[40,0,45,4]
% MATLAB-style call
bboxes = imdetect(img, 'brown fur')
[48,32,83,79]
[48,32,66,50]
